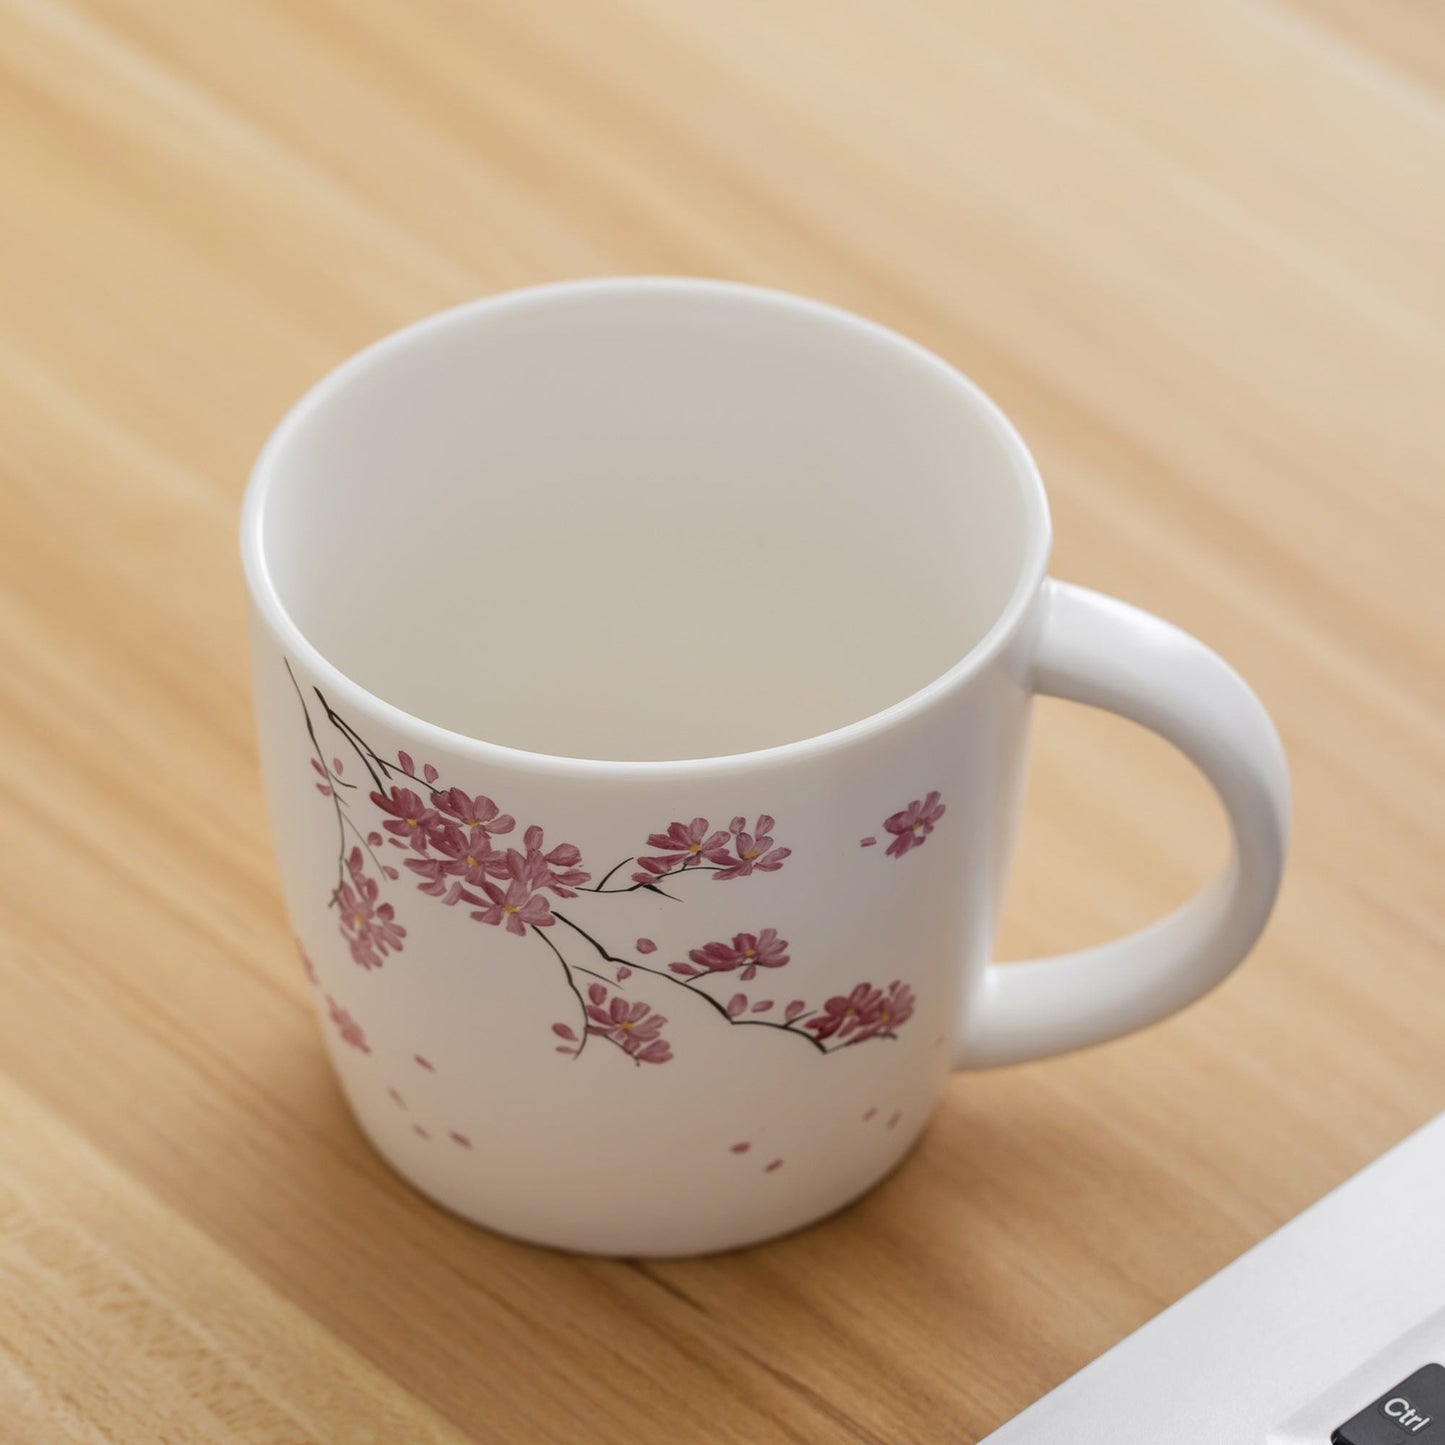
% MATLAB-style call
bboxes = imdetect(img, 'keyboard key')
[1333,1363,1445,1442]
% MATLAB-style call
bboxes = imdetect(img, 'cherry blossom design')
[584,984,673,1064]
[881,791,946,858]
[326,996,370,1053]
[431,788,515,839]
[713,815,791,880]
[424,826,502,887]
[631,817,733,884]
[467,875,555,935]
[674,928,789,980]
[336,855,406,970]
[371,785,443,852]
[289,662,919,1073]
[805,982,882,1042]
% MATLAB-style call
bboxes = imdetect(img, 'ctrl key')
[1334,1364,1445,1443]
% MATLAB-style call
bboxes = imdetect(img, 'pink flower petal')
[764,1158,783,1173]
[730,1142,751,1154]
[551,1022,578,1041]
[784,1000,806,1022]
[616,966,632,981]
[635,938,656,954]
[751,1000,774,1013]
[727,993,747,1017]
[862,1107,877,1121]
[669,962,700,976]
[332,757,345,775]
[388,1088,405,1108]
[423,763,439,784]
[310,758,326,777]
[449,1131,471,1148]
[587,983,607,1006]
[414,1055,435,1071]
[398,751,415,773]
[315,782,332,796]
[412,1124,430,1139]
[860,836,877,847]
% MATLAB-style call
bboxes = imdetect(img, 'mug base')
[349,1102,932,1259]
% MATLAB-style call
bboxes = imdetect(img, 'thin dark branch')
[339,811,386,874]
[585,856,634,892]
[531,925,587,1060]
[287,660,348,892]
[551,912,826,1054]
[315,690,386,792]
[583,861,720,897]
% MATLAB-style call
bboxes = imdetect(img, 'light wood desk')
[1,2,1441,1439]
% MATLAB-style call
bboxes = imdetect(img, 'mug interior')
[250,281,1045,762]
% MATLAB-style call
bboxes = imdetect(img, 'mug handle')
[956,580,1291,1069]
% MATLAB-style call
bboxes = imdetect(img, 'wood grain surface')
[1,1,1442,1440]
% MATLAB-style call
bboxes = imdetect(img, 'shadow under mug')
[241,278,1289,1256]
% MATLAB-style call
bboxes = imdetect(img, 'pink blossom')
[336,874,405,969]
[713,816,791,880]
[431,826,502,886]
[804,982,884,1042]
[517,825,591,896]
[632,817,731,883]
[846,980,916,1043]
[686,928,790,980]
[879,981,916,1033]
[584,985,673,1063]
[883,790,946,858]
[468,875,554,935]
[371,786,442,852]
[326,996,370,1053]
[403,855,452,898]
[430,788,515,839]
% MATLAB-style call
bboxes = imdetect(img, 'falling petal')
[764,1158,783,1173]
[730,1142,751,1154]
[414,1055,435,1071]
[635,938,657,954]
[551,1023,578,1041]
[398,751,415,774]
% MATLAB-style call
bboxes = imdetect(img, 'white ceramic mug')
[242,278,1289,1256]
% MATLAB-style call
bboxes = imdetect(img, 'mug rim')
[240,276,1052,778]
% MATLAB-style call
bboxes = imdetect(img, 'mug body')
[243,279,1050,1255]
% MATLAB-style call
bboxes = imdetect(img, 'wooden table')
[2,1,1441,1439]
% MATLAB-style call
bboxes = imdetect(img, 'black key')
[1333,1363,1445,1442]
